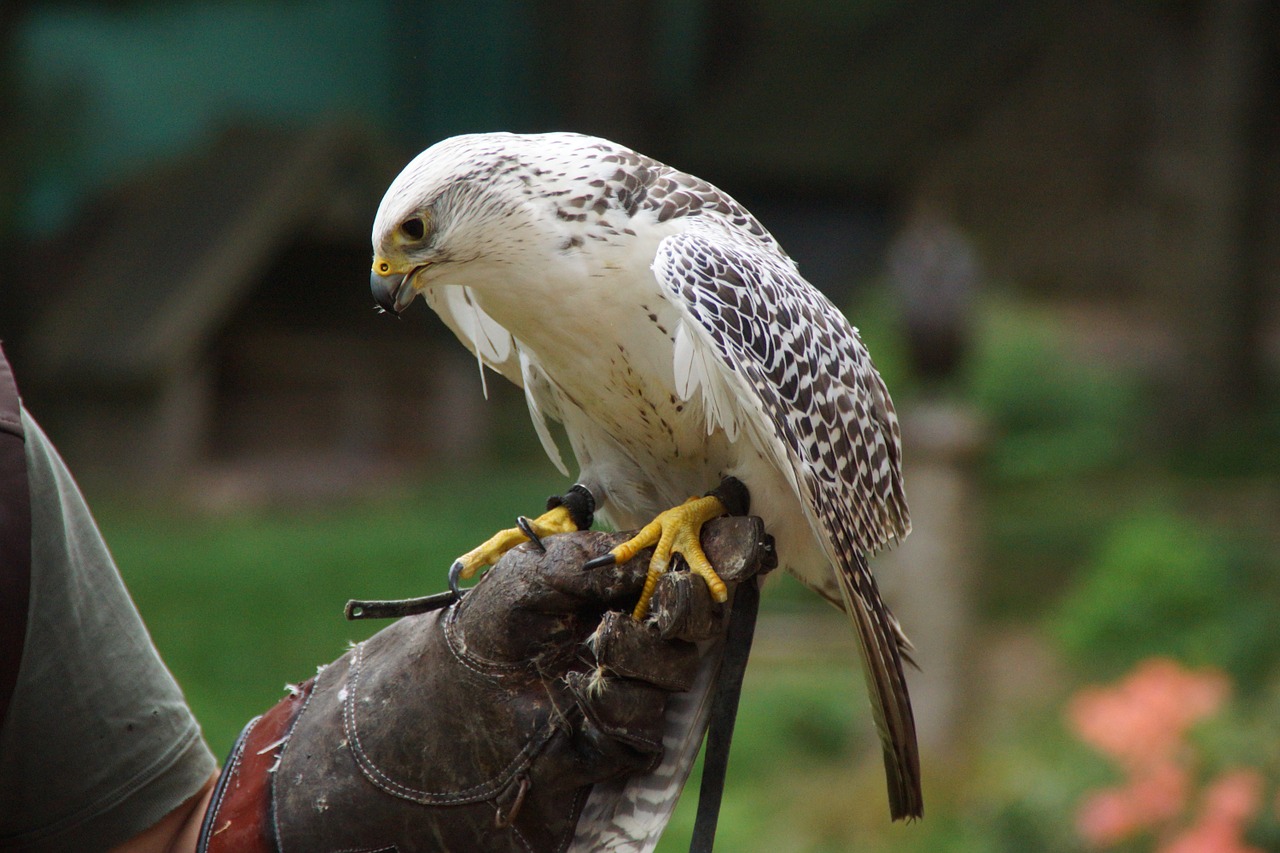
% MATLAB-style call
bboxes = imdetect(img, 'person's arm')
[108,773,217,853]
[0,407,218,851]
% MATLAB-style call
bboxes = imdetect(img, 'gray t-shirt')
[0,410,217,851]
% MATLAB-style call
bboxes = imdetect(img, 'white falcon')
[370,132,921,847]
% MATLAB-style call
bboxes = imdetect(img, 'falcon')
[369,132,921,847]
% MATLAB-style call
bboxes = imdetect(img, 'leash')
[689,574,761,852]
[345,590,458,621]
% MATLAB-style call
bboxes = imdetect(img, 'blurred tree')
[1170,0,1277,430]
[394,0,546,140]
[535,0,657,150]
[887,205,979,384]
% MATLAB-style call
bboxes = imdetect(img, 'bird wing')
[571,226,920,849]
[652,225,924,831]
[656,226,921,819]
[658,227,910,551]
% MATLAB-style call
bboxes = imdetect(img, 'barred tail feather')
[568,639,724,851]
[835,551,923,820]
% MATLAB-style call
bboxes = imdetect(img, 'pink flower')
[1077,787,1145,846]
[1067,658,1229,770]
[1069,659,1244,849]
[1201,769,1264,826]
[1161,769,1267,853]
[1160,819,1262,853]
[1131,761,1193,826]
[1076,760,1190,846]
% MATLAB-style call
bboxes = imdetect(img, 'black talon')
[516,516,546,552]
[583,552,619,572]
[448,559,465,599]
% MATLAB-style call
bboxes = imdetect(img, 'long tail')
[836,550,923,820]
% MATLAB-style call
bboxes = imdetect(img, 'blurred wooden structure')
[22,121,492,487]
[875,402,985,754]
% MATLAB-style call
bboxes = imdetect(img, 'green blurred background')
[1,2,1278,850]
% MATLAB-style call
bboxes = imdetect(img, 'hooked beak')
[370,261,425,315]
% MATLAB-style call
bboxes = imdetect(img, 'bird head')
[369,203,434,315]
[369,133,559,315]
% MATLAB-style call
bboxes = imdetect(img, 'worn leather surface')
[274,609,579,852]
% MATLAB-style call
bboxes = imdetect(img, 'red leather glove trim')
[199,678,316,853]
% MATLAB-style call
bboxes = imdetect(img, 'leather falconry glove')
[198,515,772,853]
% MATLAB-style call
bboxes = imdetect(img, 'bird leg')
[585,477,750,620]
[449,484,595,597]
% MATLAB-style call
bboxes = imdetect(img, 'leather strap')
[0,343,30,731]
[689,575,761,852]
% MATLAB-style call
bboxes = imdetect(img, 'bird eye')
[400,217,426,241]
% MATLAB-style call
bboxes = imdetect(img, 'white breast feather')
[673,318,741,442]
[519,349,571,477]
[429,285,516,397]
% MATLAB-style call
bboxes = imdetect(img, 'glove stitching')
[508,816,537,853]
[493,774,530,828]
[344,640,554,804]
[272,681,320,852]
[226,716,256,780]
[445,602,532,676]
[548,785,588,853]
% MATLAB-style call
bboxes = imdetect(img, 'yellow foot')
[585,495,730,620]
[448,504,579,595]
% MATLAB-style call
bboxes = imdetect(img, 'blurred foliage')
[842,284,912,402]
[1051,511,1278,686]
[929,297,1150,619]
[963,301,1143,483]
[1172,393,1280,479]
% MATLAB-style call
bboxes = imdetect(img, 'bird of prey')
[370,132,920,848]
